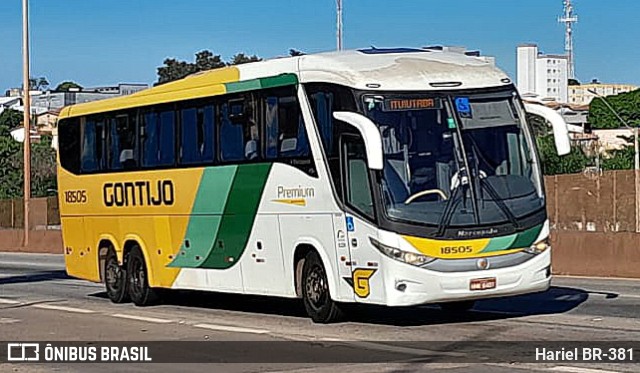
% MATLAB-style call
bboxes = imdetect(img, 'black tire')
[301,251,343,323]
[104,249,129,303]
[127,246,159,306]
[440,300,476,313]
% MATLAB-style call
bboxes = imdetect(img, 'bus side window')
[180,105,215,165]
[58,118,81,174]
[219,101,245,162]
[109,114,138,170]
[264,89,310,160]
[80,117,99,173]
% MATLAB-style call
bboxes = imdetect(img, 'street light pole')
[336,0,343,50]
[22,0,31,246]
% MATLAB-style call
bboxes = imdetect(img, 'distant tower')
[558,0,578,79]
[336,0,343,51]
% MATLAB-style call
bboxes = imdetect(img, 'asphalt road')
[1,252,639,373]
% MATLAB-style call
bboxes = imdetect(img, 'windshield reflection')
[363,91,544,231]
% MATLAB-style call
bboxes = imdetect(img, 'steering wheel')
[404,189,448,204]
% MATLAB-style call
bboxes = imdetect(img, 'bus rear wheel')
[104,249,129,303]
[301,251,343,323]
[127,246,159,306]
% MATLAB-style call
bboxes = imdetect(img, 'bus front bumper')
[380,249,552,307]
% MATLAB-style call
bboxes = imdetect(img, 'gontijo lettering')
[103,180,174,207]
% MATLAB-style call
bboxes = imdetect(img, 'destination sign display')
[382,97,442,111]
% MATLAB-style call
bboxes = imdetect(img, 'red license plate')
[470,277,496,291]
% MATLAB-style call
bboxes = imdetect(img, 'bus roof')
[59,48,511,119]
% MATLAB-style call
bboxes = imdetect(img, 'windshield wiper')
[435,182,463,238]
[478,176,521,230]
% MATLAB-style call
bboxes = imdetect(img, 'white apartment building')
[569,82,638,105]
[517,44,569,103]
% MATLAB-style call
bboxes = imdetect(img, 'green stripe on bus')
[508,224,543,249]
[168,166,238,268]
[481,234,518,253]
[260,74,298,89]
[199,163,272,269]
[223,74,298,94]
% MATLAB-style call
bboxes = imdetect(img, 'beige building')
[569,83,638,105]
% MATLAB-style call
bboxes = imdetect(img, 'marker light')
[369,237,436,266]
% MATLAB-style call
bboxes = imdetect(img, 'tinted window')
[58,118,81,174]
[81,117,107,173]
[181,105,214,164]
[219,101,245,162]
[264,92,310,159]
[141,109,175,167]
[306,83,357,198]
[344,137,375,218]
[219,96,260,162]
[109,114,138,170]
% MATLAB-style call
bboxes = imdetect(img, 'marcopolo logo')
[7,343,40,361]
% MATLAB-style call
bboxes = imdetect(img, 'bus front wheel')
[104,249,129,303]
[127,246,159,306]
[301,251,343,323]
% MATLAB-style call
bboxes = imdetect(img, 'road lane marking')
[33,304,96,314]
[0,298,20,304]
[0,317,21,324]
[111,314,174,324]
[549,366,621,373]
[193,323,269,334]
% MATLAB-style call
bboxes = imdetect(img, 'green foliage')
[156,50,262,85]
[536,135,589,175]
[568,78,581,86]
[29,77,49,91]
[589,89,640,129]
[55,81,83,92]
[0,110,23,199]
[0,109,57,199]
[601,145,635,171]
[228,53,261,66]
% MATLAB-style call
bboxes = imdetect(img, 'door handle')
[351,238,358,247]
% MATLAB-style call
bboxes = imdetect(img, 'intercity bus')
[57,48,571,322]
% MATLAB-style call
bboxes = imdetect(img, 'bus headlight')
[524,238,550,255]
[369,237,436,266]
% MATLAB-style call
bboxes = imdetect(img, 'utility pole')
[336,0,343,51]
[558,0,578,79]
[22,0,31,246]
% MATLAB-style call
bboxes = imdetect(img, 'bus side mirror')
[333,111,384,170]
[524,103,571,156]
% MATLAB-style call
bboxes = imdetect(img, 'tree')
[536,135,590,175]
[588,89,640,129]
[0,109,57,199]
[194,50,225,71]
[29,77,49,91]
[156,50,262,85]
[156,58,197,85]
[568,78,581,86]
[55,81,83,92]
[228,53,261,66]
[0,110,24,199]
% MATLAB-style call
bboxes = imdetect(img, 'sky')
[0,0,639,91]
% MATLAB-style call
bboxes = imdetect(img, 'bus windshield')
[362,90,544,232]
